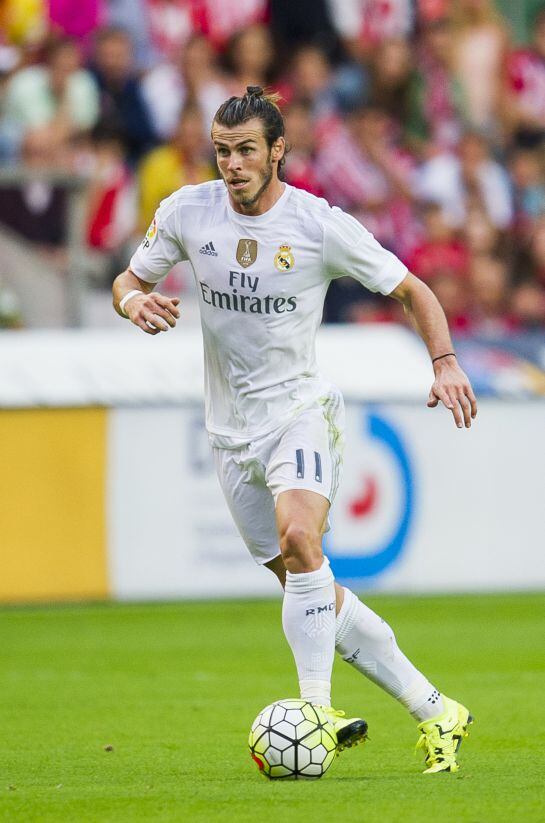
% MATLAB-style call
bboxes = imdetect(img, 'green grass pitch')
[1,592,544,822]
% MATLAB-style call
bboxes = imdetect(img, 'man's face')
[96,34,132,82]
[211,117,283,208]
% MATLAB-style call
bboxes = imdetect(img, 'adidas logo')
[199,241,218,256]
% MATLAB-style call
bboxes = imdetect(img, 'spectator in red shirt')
[86,125,135,255]
[315,105,419,258]
[199,0,267,51]
[406,202,469,282]
[428,269,473,333]
[469,255,517,336]
[406,202,473,334]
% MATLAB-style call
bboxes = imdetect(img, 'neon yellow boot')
[318,706,368,753]
[416,696,473,774]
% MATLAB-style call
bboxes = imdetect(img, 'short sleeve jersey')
[129,180,407,445]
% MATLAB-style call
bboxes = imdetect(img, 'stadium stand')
[1,0,545,331]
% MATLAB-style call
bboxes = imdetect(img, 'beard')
[224,155,274,208]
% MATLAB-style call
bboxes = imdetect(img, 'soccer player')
[113,87,477,774]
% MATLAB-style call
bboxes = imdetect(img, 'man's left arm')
[390,272,477,429]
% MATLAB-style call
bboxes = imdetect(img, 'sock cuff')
[285,557,334,593]
[397,674,436,707]
[299,679,331,707]
[335,587,360,646]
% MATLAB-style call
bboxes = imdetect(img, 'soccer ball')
[248,698,337,780]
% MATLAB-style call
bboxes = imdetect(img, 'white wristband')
[119,289,143,318]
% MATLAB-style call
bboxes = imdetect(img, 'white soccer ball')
[248,698,338,780]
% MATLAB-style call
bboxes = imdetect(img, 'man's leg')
[335,587,444,721]
[335,586,472,772]
[266,554,443,721]
[212,441,365,749]
[266,555,472,772]
[274,489,368,751]
[275,489,336,708]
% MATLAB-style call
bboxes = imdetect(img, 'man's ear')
[271,137,285,163]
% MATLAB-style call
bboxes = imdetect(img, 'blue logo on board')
[326,409,414,581]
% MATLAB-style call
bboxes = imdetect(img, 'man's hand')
[428,356,478,428]
[125,292,181,335]
[389,274,478,429]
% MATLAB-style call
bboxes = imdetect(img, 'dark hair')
[213,86,286,168]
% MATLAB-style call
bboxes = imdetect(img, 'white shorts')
[212,392,345,565]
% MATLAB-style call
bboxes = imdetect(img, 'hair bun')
[246,85,264,97]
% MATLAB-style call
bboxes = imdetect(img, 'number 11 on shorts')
[295,449,322,483]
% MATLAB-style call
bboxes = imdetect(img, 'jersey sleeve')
[129,197,188,284]
[323,207,407,295]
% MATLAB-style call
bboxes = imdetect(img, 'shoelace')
[327,709,346,721]
[316,706,346,722]
[415,723,466,762]
[415,732,433,758]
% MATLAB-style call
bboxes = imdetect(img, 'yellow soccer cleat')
[318,706,368,753]
[416,696,473,774]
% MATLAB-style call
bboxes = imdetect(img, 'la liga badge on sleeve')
[142,217,158,249]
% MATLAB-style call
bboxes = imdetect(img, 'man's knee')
[279,522,323,573]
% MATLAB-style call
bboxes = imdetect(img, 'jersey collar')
[226,183,292,226]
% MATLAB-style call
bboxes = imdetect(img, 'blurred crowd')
[2,0,545,333]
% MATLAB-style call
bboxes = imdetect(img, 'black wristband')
[432,352,456,364]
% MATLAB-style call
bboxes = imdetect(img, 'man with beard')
[112,86,477,773]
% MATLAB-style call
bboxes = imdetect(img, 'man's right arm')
[112,268,180,335]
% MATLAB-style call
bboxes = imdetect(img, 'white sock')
[335,587,445,722]
[282,557,336,708]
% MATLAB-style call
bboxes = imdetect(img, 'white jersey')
[129,180,407,446]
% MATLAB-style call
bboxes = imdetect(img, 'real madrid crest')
[274,243,295,272]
